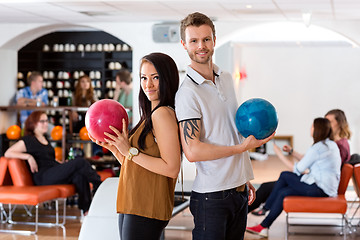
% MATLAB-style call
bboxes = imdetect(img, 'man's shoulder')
[17,87,30,96]
[39,88,48,94]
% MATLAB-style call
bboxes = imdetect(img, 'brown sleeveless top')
[116,120,176,221]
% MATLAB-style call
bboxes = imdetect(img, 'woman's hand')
[27,155,38,173]
[104,119,131,157]
[282,144,292,153]
[88,132,119,156]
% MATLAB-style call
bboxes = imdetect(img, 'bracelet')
[289,148,294,155]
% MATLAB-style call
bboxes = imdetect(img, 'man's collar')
[186,64,222,85]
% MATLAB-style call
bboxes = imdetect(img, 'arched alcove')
[215,21,360,154]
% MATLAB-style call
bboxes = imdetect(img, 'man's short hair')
[27,71,43,85]
[116,69,132,85]
[180,12,216,42]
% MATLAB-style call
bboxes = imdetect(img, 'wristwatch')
[128,147,139,161]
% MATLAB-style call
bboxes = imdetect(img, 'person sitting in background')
[246,117,341,238]
[72,74,98,133]
[249,108,351,216]
[4,111,101,215]
[16,71,48,126]
[325,109,351,166]
[113,69,133,128]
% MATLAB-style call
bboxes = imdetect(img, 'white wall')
[217,45,360,154]
[0,49,19,131]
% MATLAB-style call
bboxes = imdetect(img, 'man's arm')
[16,97,36,106]
[179,119,274,162]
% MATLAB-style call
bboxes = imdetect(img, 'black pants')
[33,157,101,212]
[118,214,169,240]
[349,154,360,165]
[248,181,275,213]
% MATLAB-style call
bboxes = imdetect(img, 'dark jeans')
[34,157,101,212]
[118,214,169,240]
[190,186,248,240]
[248,181,275,213]
[261,171,328,228]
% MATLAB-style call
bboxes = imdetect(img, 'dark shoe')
[251,208,268,216]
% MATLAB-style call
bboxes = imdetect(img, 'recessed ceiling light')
[246,5,252,9]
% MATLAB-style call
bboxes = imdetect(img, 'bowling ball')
[51,126,63,141]
[235,98,278,140]
[54,147,62,162]
[79,126,90,141]
[85,99,129,142]
[6,125,21,140]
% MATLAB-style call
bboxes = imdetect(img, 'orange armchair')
[0,157,61,234]
[283,163,353,238]
[7,157,76,225]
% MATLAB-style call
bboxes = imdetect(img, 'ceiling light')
[246,5,252,9]
[302,11,312,28]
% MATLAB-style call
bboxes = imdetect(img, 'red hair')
[24,111,46,136]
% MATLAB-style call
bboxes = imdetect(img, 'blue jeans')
[190,186,248,240]
[118,213,168,240]
[261,171,328,228]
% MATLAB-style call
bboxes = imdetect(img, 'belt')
[197,184,247,199]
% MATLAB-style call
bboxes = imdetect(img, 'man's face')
[32,76,44,92]
[181,24,216,65]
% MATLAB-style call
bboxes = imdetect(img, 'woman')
[113,69,133,128]
[90,52,181,240]
[247,118,341,238]
[72,74,98,132]
[4,111,101,214]
[249,109,351,216]
[325,109,351,166]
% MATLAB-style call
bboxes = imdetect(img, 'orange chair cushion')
[97,170,113,182]
[0,186,60,205]
[53,184,76,198]
[283,195,347,214]
[7,158,34,186]
[7,157,76,198]
[0,157,13,186]
[0,157,7,185]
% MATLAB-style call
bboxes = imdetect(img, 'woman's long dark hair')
[313,117,333,144]
[129,52,179,150]
[74,75,96,107]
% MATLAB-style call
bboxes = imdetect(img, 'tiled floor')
[0,155,359,239]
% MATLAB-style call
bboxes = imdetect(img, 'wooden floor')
[1,155,359,239]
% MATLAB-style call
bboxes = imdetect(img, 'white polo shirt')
[175,65,254,193]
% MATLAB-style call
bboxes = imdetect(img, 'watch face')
[130,147,138,155]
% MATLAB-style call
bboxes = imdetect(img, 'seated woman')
[246,117,341,238]
[4,111,101,215]
[249,109,351,216]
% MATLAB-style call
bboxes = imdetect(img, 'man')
[175,12,274,240]
[16,71,48,125]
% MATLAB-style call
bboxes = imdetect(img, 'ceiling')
[0,0,360,24]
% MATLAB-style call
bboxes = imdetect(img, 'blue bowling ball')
[235,98,278,140]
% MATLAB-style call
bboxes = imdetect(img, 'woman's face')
[310,123,314,138]
[35,113,49,134]
[80,77,91,90]
[325,114,339,135]
[140,61,160,106]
